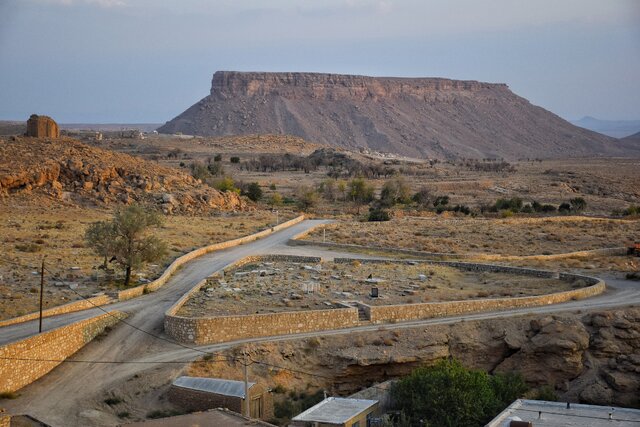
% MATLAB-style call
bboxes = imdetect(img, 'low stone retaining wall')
[166,307,359,345]
[291,236,626,262]
[0,311,127,393]
[165,255,605,344]
[0,294,113,328]
[164,254,348,344]
[117,215,305,301]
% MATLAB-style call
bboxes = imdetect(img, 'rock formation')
[158,71,638,159]
[0,136,245,213]
[26,114,59,138]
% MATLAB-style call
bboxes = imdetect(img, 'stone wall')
[166,306,359,345]
[117,215,305,301]
[0,311,127,392]
[0,294,113,328]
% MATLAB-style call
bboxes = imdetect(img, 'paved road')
[1,219,639,426]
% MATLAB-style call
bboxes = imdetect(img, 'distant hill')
[158,71,638,159]
[0,121,162,135]
[623,131,640,142]
[0,121,26,136]
[570,116,640,139]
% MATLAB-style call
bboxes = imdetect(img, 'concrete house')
[167,376,273,421]
[290,397,379,427]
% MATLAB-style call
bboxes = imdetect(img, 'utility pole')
[323,225,326,243]
[243,349,250,418]
[39,257,45,333]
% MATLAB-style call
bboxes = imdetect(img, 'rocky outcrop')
[26,114,59,138]
[0,137,245,213]
[158,71,638,159]
[211,308,640,408]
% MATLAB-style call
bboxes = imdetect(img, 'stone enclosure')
[164,256,605,345]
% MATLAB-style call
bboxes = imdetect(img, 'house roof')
[172,376,256,399]
[291,397,378,424]
[487,399,640,427]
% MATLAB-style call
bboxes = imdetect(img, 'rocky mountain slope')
[0,136,244,213]
[158,71,637,159]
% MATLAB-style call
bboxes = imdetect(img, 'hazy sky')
[0,0,638,123]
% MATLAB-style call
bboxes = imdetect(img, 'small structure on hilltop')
[26,114,59,138]
[290,397,379,427]
[167,376,273,421]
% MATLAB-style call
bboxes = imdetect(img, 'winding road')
[1,219,639,426]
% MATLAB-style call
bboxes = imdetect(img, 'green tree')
[87,205,167,287]
[214,176,240,193]
[269,192,283,206]
[85,221,116,269]
[412,187,431,208]
[390,359,527,427]
[348,178,375,214]
[245,182,263,202]
[296,186,319,210]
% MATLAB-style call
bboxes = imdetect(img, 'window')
[351,422,360,427]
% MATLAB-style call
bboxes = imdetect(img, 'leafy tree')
[85,221,116,269]
[86,205,167,287]
[380,177,412,207]
[570,197,587,212]
[296,186,319,210]
[244,182,263,202]
[412,187,431,208]
[348,178,375,214]
[391,359,528,427]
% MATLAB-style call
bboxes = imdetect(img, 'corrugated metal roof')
[172,376,256,398]
[292,397,378,424]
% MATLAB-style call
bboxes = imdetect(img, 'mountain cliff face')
[158,71,635,159]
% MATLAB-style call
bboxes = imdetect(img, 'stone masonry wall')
[0,294,113,328]
[0,311,127,392]
[167,307,359,345]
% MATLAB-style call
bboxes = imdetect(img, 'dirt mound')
[0,136,245,213]
[158,71,637,160]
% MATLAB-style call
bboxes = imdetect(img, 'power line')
[0,356,237,365]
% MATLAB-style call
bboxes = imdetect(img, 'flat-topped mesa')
[210,71,509,101]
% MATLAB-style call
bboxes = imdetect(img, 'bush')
[412,187,431,208]
[213,154,222,162]
[244,182,263,202]
[391,359,528,427]
[558,202,572,213]
[623,205,640,216]
[15,243,42,252]
[380,176,412,207]
[214,177,240,193]
[230,156,240,163]
[433,195,449,208]
[570,197,587,212]
[368,208,391,222]
[494,197,523,213]
[540,204,557,213]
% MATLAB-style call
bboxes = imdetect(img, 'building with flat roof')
[488,399,640,427]
[167,376,273,421]
[290,397,379,427]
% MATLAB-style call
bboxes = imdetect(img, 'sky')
[0,0,639,123]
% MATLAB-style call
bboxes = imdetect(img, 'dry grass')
[0,201,295,320]
[306,216,640,256]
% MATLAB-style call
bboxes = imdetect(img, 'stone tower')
[26,114,59,138]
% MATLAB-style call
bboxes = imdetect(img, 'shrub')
[558,202,572,213]
[433,195,449,207]
[368,208,391,222]
[214,177,240,193]
[494,197,523,213]
[412,187,431,208]
[244,182,263,202]
[380,176,412,207]
[15,243,42,252]
[230,156,240,163]
[104,396,124,405]
[570,197,587,212]
[213,154,222,162]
